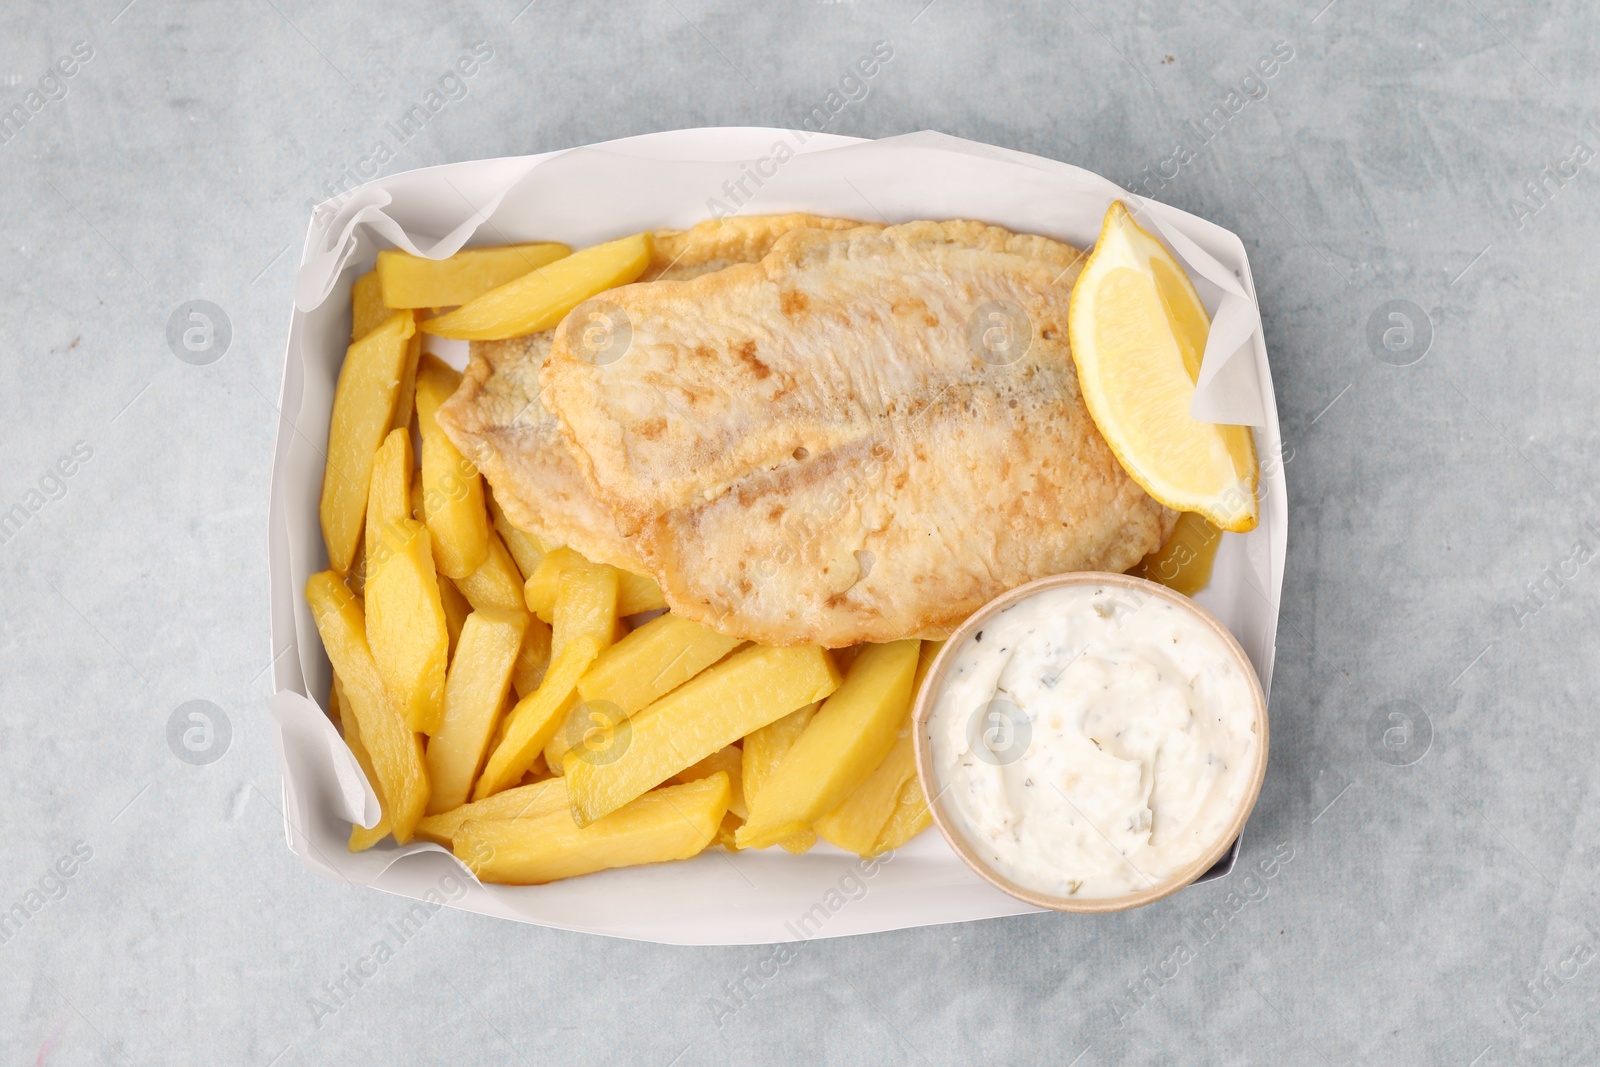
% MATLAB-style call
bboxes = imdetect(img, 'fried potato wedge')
[489,490,553,579]
[521,547,578,621]
[814,728,917,856]
[319,311,416,573]
[350,270,388,341]
[456,528,529,616]
[475,561,618,799]
[716,812,743,851]
[543,698,611,779]
[414,777,569,846]
[421,233,652,340]
[425,609,528,812]
[306,571,428,842]
[872,777,932,855]
[378,242,571,309]
[365,518,449,734]
[545,612,741,774]
[525,546,664,621]
[833,638,941,857]
[477,639,593,798]
[1131,510,1223,597]
[364,428,414,570]
[618,572,668,615]
[807,640,937,855]
[392,314,423,437]
[736,640,918,850]
[578,613,743,715]
[668,744,747,821]
[415,354,489,578]
[347,533,368,598]
[511,615,553,700]
[438,576,471,659]
[458,773,730,885]
[548,557,620,661]
[334,675,392,851]
[564,645,840,827]
[740,703,820,855]
[410,480,424,523]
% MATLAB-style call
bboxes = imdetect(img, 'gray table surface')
[4,0,1597,1063]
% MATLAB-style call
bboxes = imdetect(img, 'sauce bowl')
[911,571,1269,914]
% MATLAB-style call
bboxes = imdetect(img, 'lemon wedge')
[1068,202,1259,532]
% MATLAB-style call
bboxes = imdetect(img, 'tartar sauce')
[926,583,1260,899]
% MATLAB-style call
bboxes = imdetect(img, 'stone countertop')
[1,1,1596,1063]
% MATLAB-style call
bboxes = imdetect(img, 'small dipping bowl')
[912,572,1269,914]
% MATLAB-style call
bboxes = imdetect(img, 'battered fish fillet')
[435,214,865,572]
[542,220,1178,647]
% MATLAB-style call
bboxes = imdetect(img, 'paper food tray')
[266,128,1287,945]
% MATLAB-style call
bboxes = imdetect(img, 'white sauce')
[926,584,1259,899]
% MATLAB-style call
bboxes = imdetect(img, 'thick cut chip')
[475,635,602,800]
[525,547,663,621]
[522,547,586,621]
[365,429,444,733]
[540,220,1177,646]
[522,753,549,780]
[511,615,553,699]
[350,270,388,341]
[457,774,731,885]
[742,703,820,854]
[1131,511,1223,597]
[617,572,667,615]
[438,576,471,659]
[668,745,747,821]
[577,612,742,715]
[474,560,618,799]
[334,675,392,851]
[425,609,528,812]
[737,640,918,849]
[414,778,569,846]
[306,572,428,841]
[473,640,593,799]
[456,528,529,616]
[378,242,571,308]
[391,313,423,439]
[320,311,416,574]
[421,233,653,340]
[873,777,932,854]
[416,354,489,578]
[544,612,741,773]
[488,490,552,579]
[365,518,450,733]
[563,644,840,827]
[542,697,620,780]
[813,729,917,856]
[548,558,620,661]
[715,813,743,852]
[364,428,413,570]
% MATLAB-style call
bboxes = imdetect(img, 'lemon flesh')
[1068,202,1258,532]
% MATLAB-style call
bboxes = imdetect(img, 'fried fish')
[541,220,1178,646]
[436,214,865,572]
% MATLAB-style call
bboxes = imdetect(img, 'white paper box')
[267,128,1287,945]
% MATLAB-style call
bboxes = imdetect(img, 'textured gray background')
[2,0,1597,1063]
